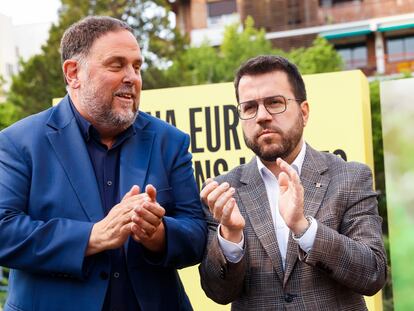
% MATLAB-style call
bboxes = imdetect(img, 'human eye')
[109,61,122,70]
[133,63,141,73]
[242,101,257,113]
[268,96,284,106]
[265,96,286,113]
[266,96,285,108]
[105,57,124,71]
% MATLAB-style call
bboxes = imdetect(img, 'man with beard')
[199,55,387,310]
[0,16,206,311]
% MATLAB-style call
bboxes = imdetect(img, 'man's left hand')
[130,184,166,252]
[276,158,308,236]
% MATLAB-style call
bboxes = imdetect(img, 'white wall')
[0,13,18,91]
[0,13,51,94]
[13,22,51,61]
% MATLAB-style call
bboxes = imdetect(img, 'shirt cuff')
[217,224,244,263]
[293,216,318,253]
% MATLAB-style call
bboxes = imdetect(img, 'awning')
[320,26,372,40]
[378,21,414,32]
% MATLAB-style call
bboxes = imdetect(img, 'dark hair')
[234,55,307,103]
[60,16,133,64]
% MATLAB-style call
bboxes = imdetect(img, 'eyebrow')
[240,95,285,103]
[103,56,143,66]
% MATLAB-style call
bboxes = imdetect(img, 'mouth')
[115,92,135,101]
[258,129,278,138]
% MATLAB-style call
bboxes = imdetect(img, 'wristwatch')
[292,216,313,240]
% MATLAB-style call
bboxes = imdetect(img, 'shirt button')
[99,271,108,280]
[113,272,120,278]
[107,180,112,186]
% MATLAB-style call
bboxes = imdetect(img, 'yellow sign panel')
[140,70,380,311]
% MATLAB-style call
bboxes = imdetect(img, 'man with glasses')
[199,55,387,310]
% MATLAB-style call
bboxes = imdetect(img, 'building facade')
[169,0,414,75]
[0,13,18,98]
[0,13,51,98]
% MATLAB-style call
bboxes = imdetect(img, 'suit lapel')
[283,144,330,285]
[119,124,154,198]
[239,159,285,283]
[119,114,154,255]
[46,96,103,222]
[120,136,154,199]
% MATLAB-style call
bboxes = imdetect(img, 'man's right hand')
[85,185,141,256]
[200,178,245,243]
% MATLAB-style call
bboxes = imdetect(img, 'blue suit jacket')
[0,95,207,311]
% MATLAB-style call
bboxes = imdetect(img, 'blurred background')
[1,0,414,310]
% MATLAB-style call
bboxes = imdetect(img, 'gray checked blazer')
[199,144,387,310]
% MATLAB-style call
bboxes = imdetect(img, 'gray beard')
[79,87,138,131]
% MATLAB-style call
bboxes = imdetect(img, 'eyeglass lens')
[238,95,287,119]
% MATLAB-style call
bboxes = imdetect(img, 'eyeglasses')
[237,95,303,120]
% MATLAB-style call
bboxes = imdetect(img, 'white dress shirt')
[218,142,318,268]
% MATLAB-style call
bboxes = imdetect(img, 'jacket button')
[284,293,294,303]
[100,271,109,280]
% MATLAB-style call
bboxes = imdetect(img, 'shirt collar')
[257,141,307,178]
[69,96,91,141]
[68,96,136,147]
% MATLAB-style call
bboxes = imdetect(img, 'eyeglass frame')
[236,94,304,120]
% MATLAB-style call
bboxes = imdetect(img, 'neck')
[99,135,116,149]
[69,90,121,149]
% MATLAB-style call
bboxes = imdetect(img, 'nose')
[123,65,141,85]
[255,102,272,122]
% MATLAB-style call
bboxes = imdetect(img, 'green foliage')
[9,53,65,117]
[288,36,343,74]
[369,72,412,232]
[375,72,412,311]
[164,17,343,87]
[6,5,344,120]
[0,75,22,131]
[218,16,276,81]
[0,102,22,131]
[165,16,275,86]
[0,267,9,307]
[0,75,6,99]
[166,43,220,85]
[369,79,391,310]
[369,80,387,229]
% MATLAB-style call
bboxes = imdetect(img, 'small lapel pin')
[315,182,322,188]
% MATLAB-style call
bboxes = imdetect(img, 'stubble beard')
[243,113,304,162]
[79,82,138,131]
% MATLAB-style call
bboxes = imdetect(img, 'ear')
[300,101,309,127]
[62,59,81,89]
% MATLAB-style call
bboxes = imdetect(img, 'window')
[207,0,237,18]
[320,0,362,7]
[287,0,302,25]
[336,44,367,69]
[207,0,238,27]
[6,63,15,77]
[387,36,414,62]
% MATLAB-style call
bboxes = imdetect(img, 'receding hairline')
[60,16,134,63]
